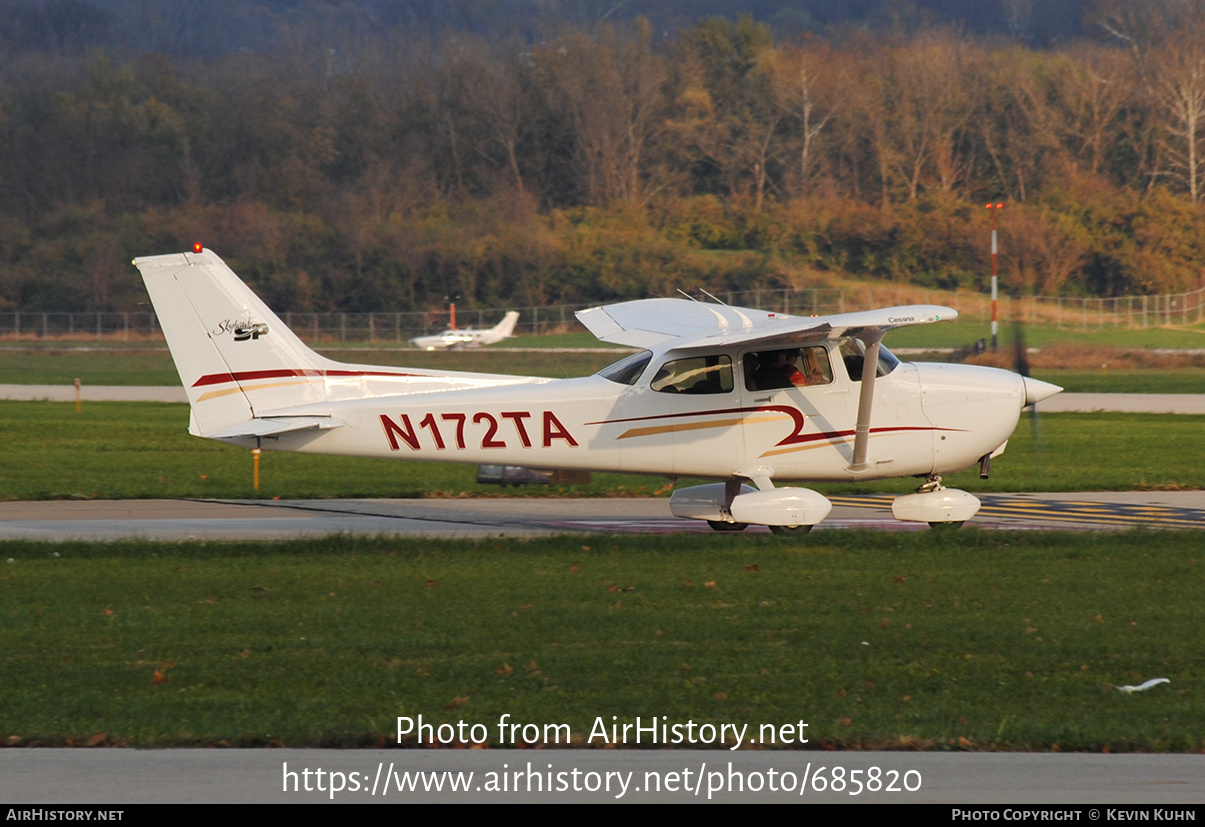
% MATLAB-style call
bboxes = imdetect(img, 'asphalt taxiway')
[0,490,1201,541]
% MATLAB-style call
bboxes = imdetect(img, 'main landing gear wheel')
[768,524,812,535]
[707,520,749,532]
[928,521,964,530]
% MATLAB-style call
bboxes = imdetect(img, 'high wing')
[578,297,954,352]
[575,298,956,352]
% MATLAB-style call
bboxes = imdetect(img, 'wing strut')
[847,330,884,473]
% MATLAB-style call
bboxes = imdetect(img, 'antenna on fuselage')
[698,289,728,305]
[675,289,699,302]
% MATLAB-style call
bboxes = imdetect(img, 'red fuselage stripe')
[192,368,422,388]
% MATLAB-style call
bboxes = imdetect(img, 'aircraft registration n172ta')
[134,248,1061,532]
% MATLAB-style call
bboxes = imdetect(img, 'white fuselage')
[251,341,1026,483]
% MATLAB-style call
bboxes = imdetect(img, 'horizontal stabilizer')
[208,416,344,441]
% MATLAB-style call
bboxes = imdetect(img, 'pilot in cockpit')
[747,347,830,390]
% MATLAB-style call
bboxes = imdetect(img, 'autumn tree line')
[2,5,1204,315]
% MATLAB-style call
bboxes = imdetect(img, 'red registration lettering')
[501,411,533,448]
[380,414,419,451]
[381,410,577,451]
[473,412,507,448]
[418,413,446,449]
[441,413,467,449]
[543,411,579,447]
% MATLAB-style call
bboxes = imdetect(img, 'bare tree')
[882,33,979,200]
[540,21,666,206]
[1056,45,1135,177]
[1153,25,1205,203]
[769,45,836,197]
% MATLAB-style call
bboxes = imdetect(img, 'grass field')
[881,320,1205,351]
[2,531,1200,751]
[1034,369,1205,394]
[1,401,1203,500]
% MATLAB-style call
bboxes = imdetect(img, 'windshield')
[838,339,900,382]
[598,350,652,385]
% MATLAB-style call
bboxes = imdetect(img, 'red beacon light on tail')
[193,242,204,253]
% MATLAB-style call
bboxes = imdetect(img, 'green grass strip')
[2,531,1201,751]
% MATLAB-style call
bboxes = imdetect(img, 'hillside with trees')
[0,0,1202,315]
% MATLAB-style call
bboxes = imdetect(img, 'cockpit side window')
[598,350,652,385]
[650,355,733,394]
[839,338,900,382]
[744,346,833,391]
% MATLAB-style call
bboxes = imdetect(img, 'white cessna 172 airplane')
[410,311,520,350]
[134,247,1061,532]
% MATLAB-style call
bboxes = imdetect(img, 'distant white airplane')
[411,311,520,351]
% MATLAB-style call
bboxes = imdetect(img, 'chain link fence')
[1,286,1201,343]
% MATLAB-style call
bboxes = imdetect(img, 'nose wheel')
[768,524,812,535]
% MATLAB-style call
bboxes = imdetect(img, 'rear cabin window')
[650,355,733,394]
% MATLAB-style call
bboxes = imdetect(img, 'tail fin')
[493,311,520,339]
[134,249,332,437]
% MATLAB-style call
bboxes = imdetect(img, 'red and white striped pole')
[986,202,1003,351]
